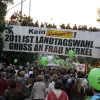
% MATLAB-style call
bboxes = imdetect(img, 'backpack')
[16,78,24,93]
[8,90,17,100]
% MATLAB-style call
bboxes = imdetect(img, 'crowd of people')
[7,19,99,32]
[0,64,100,100]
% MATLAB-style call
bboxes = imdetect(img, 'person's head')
[19,71,25,77]
[36,75,43,82]
[0,96,4,100]
[1,72,7,78]
[62,79,67,84]
[75,78,81,92]
[55,82,62,89]
[29,74,33,78]
[7,79,16,89]
[85,87,93,96]
[52,74,58,82]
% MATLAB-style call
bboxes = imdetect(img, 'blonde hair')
[52,74,58,82]
[36,75,43,82]
[75,78,81,92]
[1,72,7,78]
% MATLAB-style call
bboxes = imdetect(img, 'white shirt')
[48,81,55,92]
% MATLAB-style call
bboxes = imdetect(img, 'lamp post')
[29,0,31,17]
[20,0,23,23]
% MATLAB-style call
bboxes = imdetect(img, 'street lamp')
[20,0,23,23]
[29,0,31,16]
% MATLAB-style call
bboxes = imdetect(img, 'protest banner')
[3,25,100,58]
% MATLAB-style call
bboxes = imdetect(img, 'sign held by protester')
[3,25,100,58]
[77,64,85,72]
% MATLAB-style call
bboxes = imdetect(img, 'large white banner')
[3,25,100,58]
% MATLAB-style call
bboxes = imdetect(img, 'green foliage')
[10,11,33,25]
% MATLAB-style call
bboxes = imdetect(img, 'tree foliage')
[97,7,100,22]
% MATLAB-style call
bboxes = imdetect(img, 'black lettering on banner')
[9,43,32,51]
[54,38,58,45]
[89,49,92,56]
[45,45,49,51]
[22,36,25,42]
[90,41,93,48]
[29,29,45,34]
[9,43,13,50]
[72,48,75,52]
[28,44,32,51]
[73,40,80,47]
[48,46,53,52]
[34,30,38,34]
[38,44,43,51]
[85,48,89,55]
[76,48,80,55]
[5,34,9,41]
[80,48,85,55]
[74,32,77,38]
[29,29,34,34]
[63,39,67,46]
[39,36,43,43]
[30,36,34,43]
[80,40,85,47]
[85,41,91,47]
[58,47,63,54]
[25,36,30,43]
[14,35,21,42]
[34,44,38,51]
[14,43,19,50]
[44,37,49,44]
[34,44,43,51]
[53,46,58,53]
[65,47,71,54]
[36,36,39,43]
[58,39,62,46]
[49,38,54,44]
[19,43,23,50]
[23,44,27,50]
[68,39,72,46]
[10,35,14,42]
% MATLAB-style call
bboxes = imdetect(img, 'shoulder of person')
[91,95,100,100]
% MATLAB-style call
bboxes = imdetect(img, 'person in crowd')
[45,81,69,100]
[27,74,34,92]
[30,75,46,100]
[0,72,7,96]
[15,71,29,93]
[69,77,75,90]
[91,88,100,100]
[62,78,70,98]
[58,74,63,84]
[24,70,29,79]
[0,96,4,100]
[48,74,58,92]
[71,78,84,100]
[3,79,30,100]
[82,87,93,100]
[81,75,89,91]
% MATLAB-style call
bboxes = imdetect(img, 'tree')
[0,0,14,61]
[97,7,100,22]
[10,11,33,26]
[2,11,39,65]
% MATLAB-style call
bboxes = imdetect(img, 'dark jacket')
[62,84,70,98]
[3,89,29,100]
[71,84,84,99]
